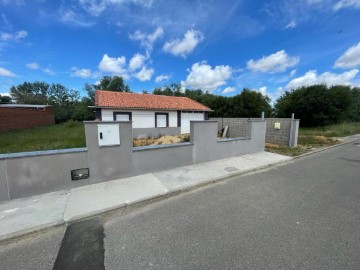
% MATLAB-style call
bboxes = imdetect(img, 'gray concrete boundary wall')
[0,150,88,200]
[0,120,266,201]
[211,117,299,147]
[133,127,181,139]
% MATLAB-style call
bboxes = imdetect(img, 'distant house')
[93,90,212,135]
[0,104,55,132]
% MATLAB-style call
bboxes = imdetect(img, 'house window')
[113,112,132,121]
[155,113,169,127]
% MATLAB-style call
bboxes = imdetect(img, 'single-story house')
[93,90,212,135]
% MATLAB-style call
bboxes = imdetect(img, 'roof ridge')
[96,90,192,99]
[95,90,211,111]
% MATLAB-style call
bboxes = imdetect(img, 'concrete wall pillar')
[0,159,9,201]
[84,121,134,183]
[246,120,266,152]
[290,119,300,147]
[190,121,218,164]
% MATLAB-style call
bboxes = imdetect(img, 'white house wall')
[101,109,177,128]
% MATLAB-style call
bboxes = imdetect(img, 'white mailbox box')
[98,124,120,146]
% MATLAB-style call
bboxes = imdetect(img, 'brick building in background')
[0,104,55,132]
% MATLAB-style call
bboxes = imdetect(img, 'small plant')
[65,119,79,128]
[181,135,190,142]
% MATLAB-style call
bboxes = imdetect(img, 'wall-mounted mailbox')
[71,168,90,181]
[98,124,120,146]
[274,122,281,129]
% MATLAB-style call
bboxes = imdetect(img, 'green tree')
[152,84,272,118]
[231,89,272,117]
[10,81,50,104]
[274,84,356,126]
[0,94,11,103]
[153,83,184,96]
[84,75,130,106]
[95,76,130,92]
[47,84,80,123]
[9,81,88,123]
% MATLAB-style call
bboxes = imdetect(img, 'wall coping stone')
[0,147,87,160]
[133,142,193,152]
[83,121,132,124]
[217,137,251,143]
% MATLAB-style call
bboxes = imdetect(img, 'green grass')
[0,121,86,154]
[299,122,360,138]
[265,145,309,157]
[266,122,360,157]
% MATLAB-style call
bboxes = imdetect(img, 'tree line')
[7,76,129,123]
[4,75,360,127]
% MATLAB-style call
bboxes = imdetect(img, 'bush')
[64,119,80,128]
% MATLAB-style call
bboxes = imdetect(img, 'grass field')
[0,121,86,154]
[266,122,360,157]
[0,121,359,155]
[299,122,360,138]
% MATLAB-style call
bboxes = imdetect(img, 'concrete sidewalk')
[0,151,291,242]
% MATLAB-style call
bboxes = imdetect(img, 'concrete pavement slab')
[0,191,69,241]
[209,155,264,173]
[242,151,292,165]
[64,174,168,222]
[156,152,291,192]
[154,163,228,191]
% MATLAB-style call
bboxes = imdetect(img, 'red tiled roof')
[95,90,212,111]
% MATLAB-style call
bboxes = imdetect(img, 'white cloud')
[290,69,297,77]
[222,87,236,94]
[129,53,146,71]
[71,67,93,78]
[129,27,164,52]
[155,74,170,83]
[0,30,27,42]
[284,20,296,29]
[98,54,127,76]
[181,61,232,92]
[26,62,40,70]
[247,50,299,73]
[271,87,286,103]
[258,86,268,96]
[0,92,10,97]
[25,62,54,75]
[59,8,95,27]
[147,27,164,43]
[78,0,154,15]
[333,0,360,11]
[98,53,155,81]
[134,66,154,81]
[0,67,16,77]
[334,42,360,68]
[286,69,359,90]
[42,67,54,75]
[163,29,204,58]
[78,0,107,16]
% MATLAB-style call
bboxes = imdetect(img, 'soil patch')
[133,134,190,147]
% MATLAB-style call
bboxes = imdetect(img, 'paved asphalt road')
[0,141,359,269]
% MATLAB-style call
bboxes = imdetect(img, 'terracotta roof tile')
[95,90,212,111]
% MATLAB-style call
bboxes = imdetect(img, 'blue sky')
[0,0,360,102]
